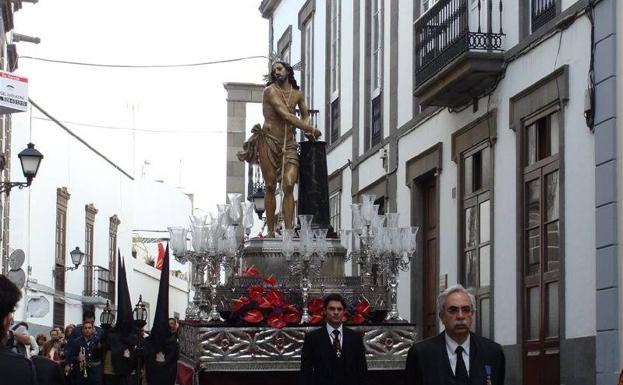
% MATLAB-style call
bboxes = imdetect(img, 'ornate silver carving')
[179,323,416,372]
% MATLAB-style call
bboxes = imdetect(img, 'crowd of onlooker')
[6,319,79,383]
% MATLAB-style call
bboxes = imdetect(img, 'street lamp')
[0,143,44,194]
[52,246,85,279]
[67,247,85,271]
[100,301,115,329]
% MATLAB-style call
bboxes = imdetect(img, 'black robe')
[143,334,179,385]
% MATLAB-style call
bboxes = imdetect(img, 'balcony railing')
[531,0,556,32]
[415,0,504,88]
[83,265,112,300]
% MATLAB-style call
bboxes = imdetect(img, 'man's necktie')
[455,346,469,384]
[332,330,341,357]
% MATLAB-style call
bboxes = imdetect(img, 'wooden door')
[422,176,438,338]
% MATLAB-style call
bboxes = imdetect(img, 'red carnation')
[257,296,273,309]
[248,285,264,302]
[307,298,324,315]
[267,313,286,329]
[266,289,284,307]
[309,314,324,324]
[355,299,371,317]
[242,309,264,324]
[263,275,277,287]
[232,296,250,312]
[284,310,301,324]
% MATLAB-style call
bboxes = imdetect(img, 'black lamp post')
[133,295,148,385]
[100,301,115,330]
[0,142,44,194]
[250,187,265,220]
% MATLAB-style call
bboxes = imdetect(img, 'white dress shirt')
[326,323,343,349]
[445,333,470,375]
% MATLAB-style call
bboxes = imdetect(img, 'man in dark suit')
[404,284,505,385]
[300,293,368,385]
[0,275,37,385]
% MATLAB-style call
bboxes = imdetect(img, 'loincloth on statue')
[237,124,299,181]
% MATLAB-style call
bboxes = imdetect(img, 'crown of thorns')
[263,52,303,83]
[268,51,303,71]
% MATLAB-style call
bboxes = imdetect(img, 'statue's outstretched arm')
[268,88,320,139]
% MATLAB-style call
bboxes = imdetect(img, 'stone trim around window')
[509,65,568,132]
[405,142,443,187]
[328,169,343,195]
[277,25,292,60]
[355,176,386,202]
[451,110,497,163]
[298,0,315,30]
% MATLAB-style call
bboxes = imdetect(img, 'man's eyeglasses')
[446,306,473,315]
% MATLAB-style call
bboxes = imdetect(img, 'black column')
[297,141,333,235]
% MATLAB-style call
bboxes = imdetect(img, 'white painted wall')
[327,136,352,174]
[397,0,414,128]
[341,0,354,134]
[9,110,191,328]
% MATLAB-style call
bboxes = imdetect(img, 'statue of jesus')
[238,61,322,237]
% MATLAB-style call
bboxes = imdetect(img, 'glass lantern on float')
[343,194,419,322]
[282,214,330,324]
[168,193,254,322]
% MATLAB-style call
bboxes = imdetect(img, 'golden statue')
[238,61,321,237]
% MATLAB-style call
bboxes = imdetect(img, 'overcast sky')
[13,0,267,211]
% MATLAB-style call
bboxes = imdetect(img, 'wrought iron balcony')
[531,0,556,33]
[414,0,505,107]
[83,265,113,300]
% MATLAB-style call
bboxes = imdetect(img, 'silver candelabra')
[169,193,254,322]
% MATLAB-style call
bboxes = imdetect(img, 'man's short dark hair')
[323,293,347,310]
[82,309,95,321]
[0,275,21,332]
[82,320,94,328]
[168,317,177,323]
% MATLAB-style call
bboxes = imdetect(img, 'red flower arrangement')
[306,296,373,325]
[231,266,374,328]
[230,268,301,329]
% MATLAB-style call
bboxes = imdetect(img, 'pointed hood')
[114,250,134,334]
[148,243,171,345]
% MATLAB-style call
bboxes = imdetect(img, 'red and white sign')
[0,71,28,114]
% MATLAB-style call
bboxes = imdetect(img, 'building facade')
[6,106,192,333]
[259,0,619,383]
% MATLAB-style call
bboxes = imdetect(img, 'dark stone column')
[297,141,333,235]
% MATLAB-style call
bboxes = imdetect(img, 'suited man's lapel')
[439,332,455,380]
[341,328,355,366]
[469,332,485,385]
[319,326,336,362]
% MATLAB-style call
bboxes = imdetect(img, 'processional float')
[172,141,417,374]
